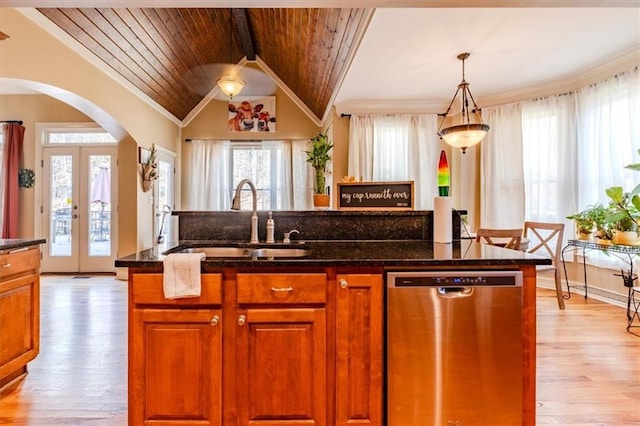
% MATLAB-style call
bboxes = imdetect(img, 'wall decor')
[228,96,276,132]
[337,181,414,210]
[18,168,35,188]
[140,144,157,192]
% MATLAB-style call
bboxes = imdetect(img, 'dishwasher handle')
[437,287,474,298]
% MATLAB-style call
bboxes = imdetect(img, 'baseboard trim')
[537,277,627,309]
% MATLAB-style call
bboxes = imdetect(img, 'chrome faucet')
[231,179,259,244]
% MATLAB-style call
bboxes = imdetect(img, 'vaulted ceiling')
[36,8,369,123]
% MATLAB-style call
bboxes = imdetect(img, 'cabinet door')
[0,273,40,386]
[236,308,326,426]
[336,274,383,426]
[130,308,222,425]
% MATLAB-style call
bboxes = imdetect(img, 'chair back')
[476,228,523,250]
[523,221,565,266]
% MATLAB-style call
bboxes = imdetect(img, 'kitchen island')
[0,238,45,390]
[116,238,549,425]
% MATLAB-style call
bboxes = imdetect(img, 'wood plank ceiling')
[36,8,367,122]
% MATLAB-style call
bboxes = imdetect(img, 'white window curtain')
[480,103,525,228]
[522,94,577,229]
[574,68,640,269]
[188,139,231,210]
[576,68,640,208]
[348,115,374,181]
[262,140,293,210]
[187,138,311,211]
[347,114,439,209]
[291,139,313,210]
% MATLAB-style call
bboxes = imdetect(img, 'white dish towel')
[162,252,206,299]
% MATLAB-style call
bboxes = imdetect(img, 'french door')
[41,146,118,273]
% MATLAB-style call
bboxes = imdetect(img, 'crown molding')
[480,48,640,108]
[336,49,640,115]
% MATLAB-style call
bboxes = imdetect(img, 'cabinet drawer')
[237,273,326,305]
[132,273,222,306]
[0,247,40,279]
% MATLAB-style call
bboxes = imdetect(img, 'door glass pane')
[50,155,72,256]
[88,155,111,256]
[157,159,172,242]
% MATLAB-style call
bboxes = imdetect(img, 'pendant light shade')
[437,53,489,154]
[217,75,245,98]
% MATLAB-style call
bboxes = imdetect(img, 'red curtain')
[2,123,25,238]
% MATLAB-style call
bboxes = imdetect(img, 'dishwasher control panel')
[387,270,523,287]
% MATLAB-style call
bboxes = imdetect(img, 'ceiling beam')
[232,8,255,61]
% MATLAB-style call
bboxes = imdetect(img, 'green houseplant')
[587,202,613,244]
[604,185,640,245]
[305,132,334,208]
[566,209,595,240]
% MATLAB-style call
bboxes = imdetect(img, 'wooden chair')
[475,228,523,251]
[523,221,565,310]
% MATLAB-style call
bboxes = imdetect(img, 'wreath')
[19,169,35,188]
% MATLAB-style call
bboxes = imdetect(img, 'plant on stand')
[588,203,613,245]
[566,209,595,241]
[305,132,333,208]
[604,185,640,245]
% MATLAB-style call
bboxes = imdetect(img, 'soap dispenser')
[266,211,275,243]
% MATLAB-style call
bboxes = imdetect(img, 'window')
[188,139,306,211]
[46,130,116,144]
[520,67,640,269]
[230,142,278,210]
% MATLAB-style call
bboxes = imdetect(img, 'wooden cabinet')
[336,274,383,426]
[0,246,40,390]
[235,273,327,426]
[129,273,223,425]
[128,269,384,425]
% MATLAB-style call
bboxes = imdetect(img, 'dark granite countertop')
[0,238,46,252]
[115,239,551,269]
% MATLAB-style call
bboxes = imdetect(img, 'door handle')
[437,287,473,298]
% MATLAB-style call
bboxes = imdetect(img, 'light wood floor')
[0,275,639,425]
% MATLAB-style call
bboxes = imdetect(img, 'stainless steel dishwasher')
[386,270,523,426]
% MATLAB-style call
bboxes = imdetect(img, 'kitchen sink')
[175,247,253,257]
[250,248,309,258]
[166,246,309,258]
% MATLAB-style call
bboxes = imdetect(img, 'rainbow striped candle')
[438,150,450,196]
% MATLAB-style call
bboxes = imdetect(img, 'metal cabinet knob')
[238,315,246,326]
[339,279,348,289]
[210,315,219,326]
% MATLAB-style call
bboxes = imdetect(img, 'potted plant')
[587,203,613,245]
[566,209,595,241]
[604,185,640,245]
[305,132,333,208]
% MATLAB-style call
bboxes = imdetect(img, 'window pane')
[88,155,111,256]
[48,132,116,144]
[232,145,272,210]
[50,155,73,257]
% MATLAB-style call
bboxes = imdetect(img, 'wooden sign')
[337,181,414,210]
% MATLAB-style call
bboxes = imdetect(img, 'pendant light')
[217,10,244,98]
[437,52,489,154]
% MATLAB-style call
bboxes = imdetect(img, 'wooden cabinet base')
[0,366,28,391]
[129,269,384,425]
[0,247,41,393]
